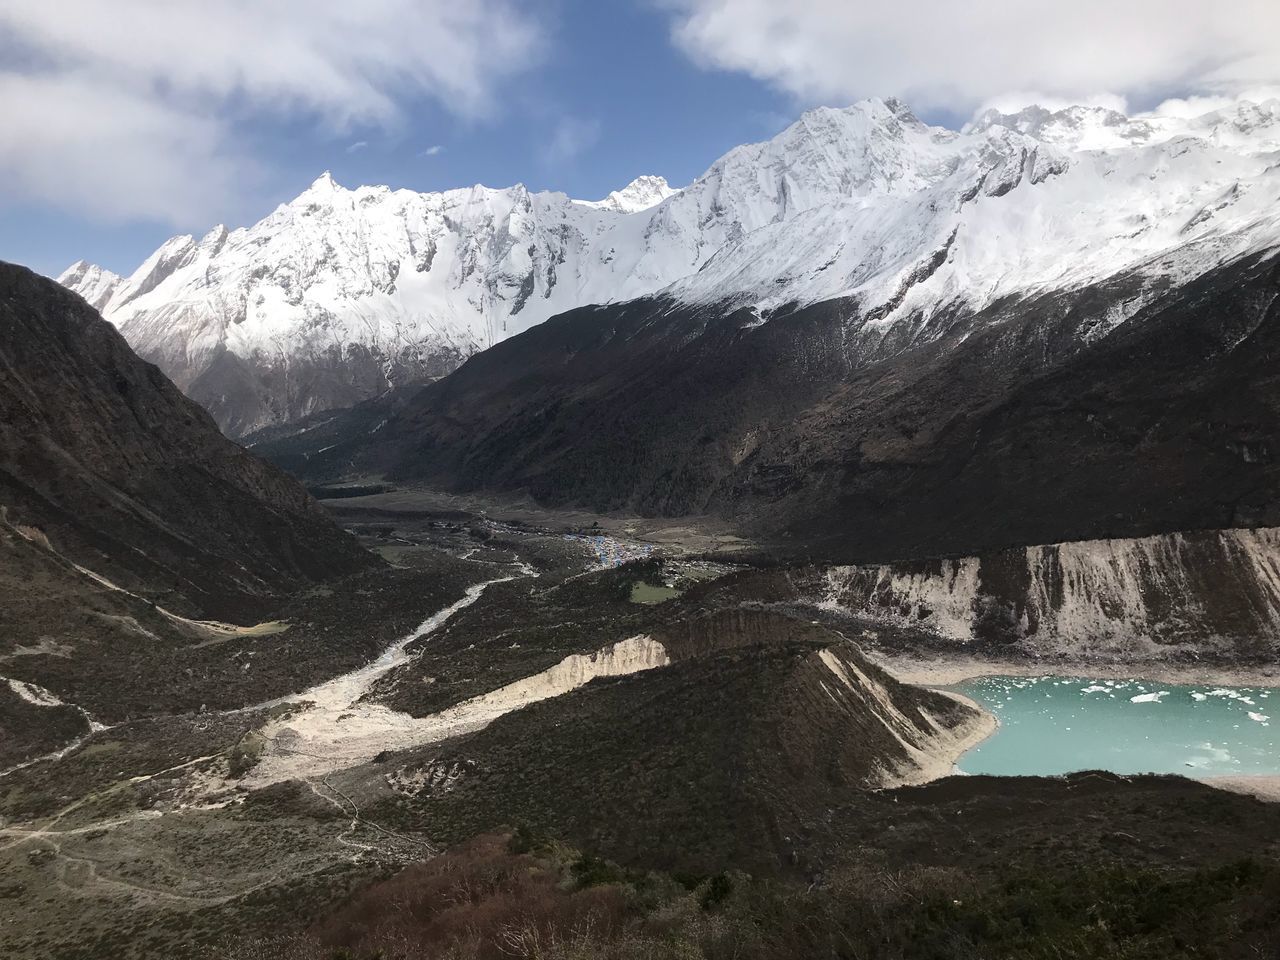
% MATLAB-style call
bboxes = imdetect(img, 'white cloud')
[539,117,602,167]
[422,145,446,157]
[976,93,1133,117]
[0,72,248,224]
[663,0,1280,114]
[0,1,542,224]
[1146,86,1280,119]
[346,141,369,154]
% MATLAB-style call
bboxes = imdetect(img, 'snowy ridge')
[57,260,123,313]
[60,97,1280,434]
[574,174,680,213]
[672,98,1280,325]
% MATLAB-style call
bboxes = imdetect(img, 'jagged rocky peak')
[699,97,963,206]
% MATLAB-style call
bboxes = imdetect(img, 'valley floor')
[4,496,1280,958]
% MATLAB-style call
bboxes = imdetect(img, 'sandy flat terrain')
[1205,776,1280,802]
[875,652,1280,688]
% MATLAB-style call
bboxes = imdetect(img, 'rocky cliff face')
[61,98,1280,436]
[821,527,1280,660]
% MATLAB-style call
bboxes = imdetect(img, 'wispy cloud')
[539,117,602,167]
[421,144,445,157]
[346,140,369,154]
[0,1,543,225]
[0,72,243,225]
[663,0,1280,114]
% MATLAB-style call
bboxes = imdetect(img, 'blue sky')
[1,2,799,279]
[1,0,1275,280]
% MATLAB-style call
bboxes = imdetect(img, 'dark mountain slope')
[371,608,987,874]
[0,262,396,743]
[0,262,374,621]
[293,251,1280,563]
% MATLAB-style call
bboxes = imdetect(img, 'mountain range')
[203,98,1276,572]
[61,97,1280,437]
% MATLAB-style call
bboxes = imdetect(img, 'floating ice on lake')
[1130,691,1170,703]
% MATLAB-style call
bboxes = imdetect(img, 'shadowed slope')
[0,261,374,621]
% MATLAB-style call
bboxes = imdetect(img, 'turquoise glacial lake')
[950,676,1279,777]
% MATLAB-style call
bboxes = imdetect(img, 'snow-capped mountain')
[58,260,123,313]
[573,174,680,213]
[664,98,1280,329]
[59,172,690,435]
[61,97,1280,436]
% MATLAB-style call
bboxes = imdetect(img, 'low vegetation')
[212,830,1280,960]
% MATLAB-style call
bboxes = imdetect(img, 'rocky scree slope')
[820,527,1280,659]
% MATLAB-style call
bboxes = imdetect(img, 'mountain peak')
[796,98,922,130]
[55,259,122,313]
[307,170,341,193]
[576,174,679,214]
